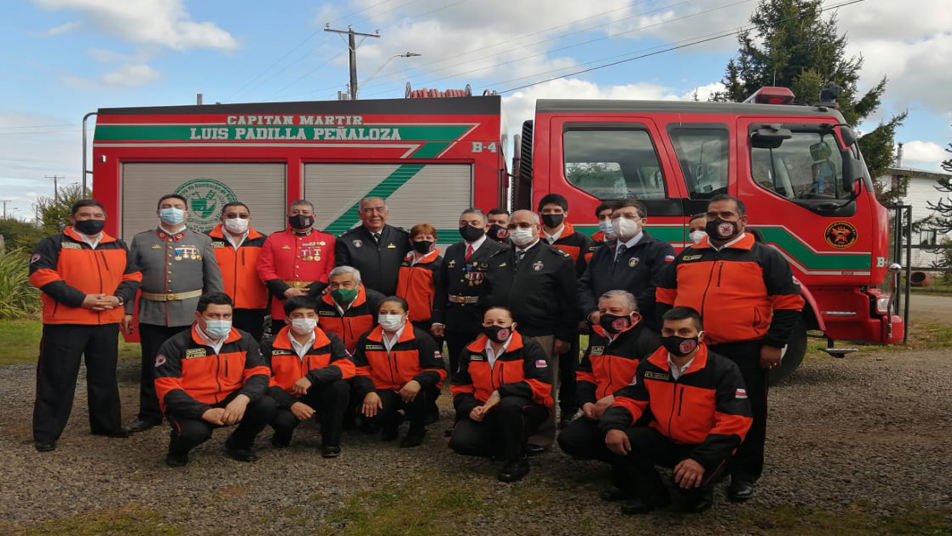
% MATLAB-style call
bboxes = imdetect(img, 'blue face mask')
[204,319,232,340]
[159,207,185,226]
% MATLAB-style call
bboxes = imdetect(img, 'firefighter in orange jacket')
[153,292,277,467]
[263,296,354,458]
[655,194,804,501]
[396,223,443,333]
[208,202,269,341]
[353,296,446,448]
[317,266,385,353]
[449,306,552,483]
[28,199,142,452]
[257,200,335,322]
[600,307,753,514]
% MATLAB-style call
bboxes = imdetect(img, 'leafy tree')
[0,218,45,252]
[36,183,89,235]
[916,144,952,271]
[713,0,906,202]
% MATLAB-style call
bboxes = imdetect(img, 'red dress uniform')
[257,228,335,321]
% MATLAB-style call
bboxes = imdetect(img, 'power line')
[497,0,869,94]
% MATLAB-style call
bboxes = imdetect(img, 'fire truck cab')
[514,87,903,382]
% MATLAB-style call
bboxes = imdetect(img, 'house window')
[920,229,938,246]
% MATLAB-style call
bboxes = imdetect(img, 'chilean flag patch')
[535,360,548,368]
[735,388,747,399]
[664,255,675,261]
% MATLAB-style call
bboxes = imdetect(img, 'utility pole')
[324,25,380,100]
[0,200,10,219]
[45,175,64,203]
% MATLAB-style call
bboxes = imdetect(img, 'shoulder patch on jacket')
[185,348,207,359]
[61,242,81,250]
[154,354,167,367]
[589,345,605,356]
[644,370,670,381]
[682,254,703,261]
[535,359,548,368]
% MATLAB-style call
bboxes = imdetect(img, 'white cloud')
[32,0,239,51]
[101,64,161,87]
[38,20,82,36]
[87,47,128,62]
[900,140,949,170]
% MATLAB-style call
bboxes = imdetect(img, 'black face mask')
[487,224,509,242]
[482,324,512,343]
[412,240,434,254]
[289,215,314,229]
[459,225,486,242]
[74,219,105,236]
[662,334,700,357]
[541,213,564,228]
[705,218,740,241]
[600,313,633,334]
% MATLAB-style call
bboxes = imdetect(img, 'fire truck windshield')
[751,131,846,200]
[562,128,666,200]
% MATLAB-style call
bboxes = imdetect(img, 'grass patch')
[805,321,952,360]
[746,503,951,536]
[0,320,140,366]
[4,504,185,536]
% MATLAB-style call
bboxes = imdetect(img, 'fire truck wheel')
[769,316,806,386]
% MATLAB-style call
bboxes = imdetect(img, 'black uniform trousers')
[558,417,612,463]
[271,380,350,446]
[709,339,768,481]
[138,323,190,423]
[166,393,277,455]
[445,328,476,382]
[558,336,580,416]
[449,396,548,462]
[616,427,727,503]
[233,308,267,343]
[33,323,123,443]
[363,389,428,436]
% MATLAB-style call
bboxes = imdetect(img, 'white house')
[880,164,952,269]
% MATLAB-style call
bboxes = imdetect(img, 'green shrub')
[0,249,40,320]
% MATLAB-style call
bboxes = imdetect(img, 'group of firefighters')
[28,190,803,514]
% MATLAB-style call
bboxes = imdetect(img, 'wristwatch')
[116,296,125,306]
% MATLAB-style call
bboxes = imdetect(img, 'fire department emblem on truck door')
[174,178,238,233]
[824,221,858,249]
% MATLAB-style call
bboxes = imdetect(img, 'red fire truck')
[88,86,902,382]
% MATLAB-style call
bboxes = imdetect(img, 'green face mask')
[331,287,358,304]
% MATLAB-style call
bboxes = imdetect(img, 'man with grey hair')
[432,207,507,381]
[315,266,384,354]
[257,199,336,323]
[335,197,410,296]
[484,209,578,451]
[558,289,662,500]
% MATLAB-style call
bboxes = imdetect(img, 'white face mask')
[612,217,640,239]
[690,230,707,245]
[598,219,616,239]
[378,313,406,332]
[509,227,536,247]
[290,317,317,335]
[159,207,185,226]
[224,217,250,234]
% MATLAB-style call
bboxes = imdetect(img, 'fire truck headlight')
[875,295,891,315]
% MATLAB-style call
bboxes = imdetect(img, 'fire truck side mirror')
[839,126,857,147]
[751,126,792,149]
[841,151,857,193]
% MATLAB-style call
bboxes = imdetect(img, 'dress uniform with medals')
[125,224,223,430]
[257,223,335,322]
[431,231,507,380]
[334,224,410,297]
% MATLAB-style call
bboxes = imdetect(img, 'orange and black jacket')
[29,226,141,325]
[262,325,355,409]
[396,249,443,323]
[599,345,753,471]
[316,285,385,353]
[153,325,270,419]
[576,322,662,407]
[451,331,553,418]
[352,325,446,396]
[584,230,608,264]
[549,222,595,278]
[655,233,805,347]
[207,225,269,310]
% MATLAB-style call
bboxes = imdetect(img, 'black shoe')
[400,430,425,448]
[165,451,189,467]
[321,445,341,458]
[684,489,714,513]
[271,432,291,449]
[129,418,161,433]
[621,491,671,515]
[599,487,632,502]
[225,446,258,463]
[525,444,547,456]
[94,428,130,439]
[728,478,755,502]
[34,440,56,452]
[380,426,399,442]
[424,404,440,425]
[498,458,530,483]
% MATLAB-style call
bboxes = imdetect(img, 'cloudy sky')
[1,0,949,220]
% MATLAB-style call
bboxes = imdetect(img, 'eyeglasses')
[223,214,250,219]
[506,222,535,230]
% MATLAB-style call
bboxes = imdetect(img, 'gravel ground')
[0,349,950,535]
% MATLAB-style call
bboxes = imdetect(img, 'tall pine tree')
[714,0,906,203]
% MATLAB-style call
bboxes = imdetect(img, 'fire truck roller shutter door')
[304,163,473,251]
[119,163,288,239]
